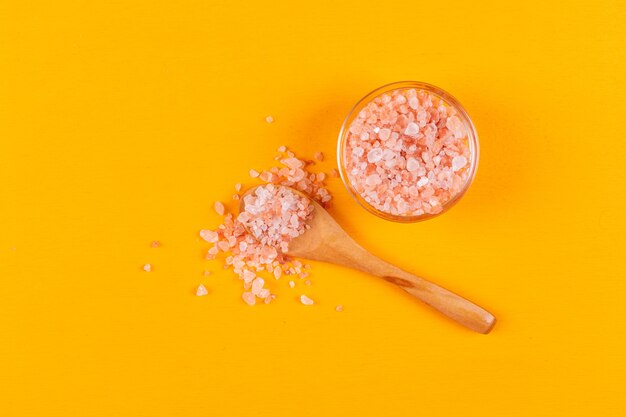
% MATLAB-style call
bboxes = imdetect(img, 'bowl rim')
[336,81,480,223]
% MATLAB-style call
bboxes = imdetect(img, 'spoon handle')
[319,238,496,333]
[380,268,496,334]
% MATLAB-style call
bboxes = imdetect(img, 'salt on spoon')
[239,184,496,334]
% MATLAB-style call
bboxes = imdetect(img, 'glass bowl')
[336,81,479,223]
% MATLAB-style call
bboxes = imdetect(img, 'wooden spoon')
[241,185,496,334]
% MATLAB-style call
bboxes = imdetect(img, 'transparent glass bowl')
[337,81,479,223]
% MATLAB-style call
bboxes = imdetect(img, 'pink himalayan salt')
[304,280,311,286]
[344,88,472,216]
[300,295,314,305]
[150,241,160,248]
[196,284,208,296]
[200,229,219,243]
[329,168,340,178]
[232,194,240,200]
[335,304,344,312]
[238,184,313,254]
[249,169,260,178]
[273,266,282,279]
[235,183,242,192]
[289,280,295,288]
[143,263,151,272]
[314,151,324,161]
[277,145,287,152]
[242,292,256,306]
[203,270,211,276]
[202,150,331,305]
[214,201,225,216]
[251,277,265,295]
[265,116,274,123]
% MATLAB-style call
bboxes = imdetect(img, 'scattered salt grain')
[201,150,333,306]
[265,116,274,123]
[273,266,282,279]
[251,277,265,295]
[200,229,219,243]
[214,201,225,216]
[289,280,295,288]
[335,305,344,312]
[235,183,242,192]
[304,280,311,286]
[203,270,212,276]
[196,284,208,296]
[314,151,324,161]
[277,145,287,152]
[300,295,314,306]
[150,241,160,248]
[143,264,151,272]
[242,292,256,306]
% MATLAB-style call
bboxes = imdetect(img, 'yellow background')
[1,1,625,416]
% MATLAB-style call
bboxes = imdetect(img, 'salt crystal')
[289,280,295,288]
[405,158,419,172]
[150,241,160,248]
[242,292,256,306]
[277,145,287,152]
[379,128,391,140]
[300,295,314,305]
[314,152,324,161]
[452,155,467,172]
[243,269,256,283]
[200,229,219,243]
[335,305,344,312]
[251,277,265,295]
[404,122,419,136]
[265,116,274,123]
[235,183,242,192]
[416,177,429,187]
[249,169,260,178]
[367,148,383,163]
[196,284,208,296]
[365,174,382,186]
[203,270,211,276]
[304,280,311,286]
[273,265,282,279]
[142,264,152,272]
[214,201,225,216]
